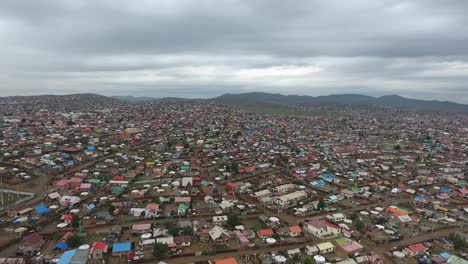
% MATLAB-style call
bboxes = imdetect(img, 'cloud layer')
[1,0,468,102]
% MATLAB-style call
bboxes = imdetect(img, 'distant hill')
[0,93,126,112]
[214,92,468,113]
[112,95,157,102]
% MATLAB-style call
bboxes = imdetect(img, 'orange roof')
[214,257,238,264]
[258,229,273,236]
[227,182,237,188]
[289,226,302,233]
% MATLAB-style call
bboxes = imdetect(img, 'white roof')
[209,226,230,240]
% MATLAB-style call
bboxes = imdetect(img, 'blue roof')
[415,196,426,202]
[440,252,451,259]
[57,249,76,264]
[441,188,451,193]
[87,146,96,151]
[200,180,210,186]
[54,241,68,251]
[322,174,334,180]
[34,204,51,214]
[315,180,326,186]
[113,242,131,253]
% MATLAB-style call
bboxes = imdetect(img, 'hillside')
[111,96,157,102]
[0,93,126,112]
[214,92,468,113]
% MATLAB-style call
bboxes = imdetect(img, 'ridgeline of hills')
[213,92,468,113]
[0,93,125,112]
[1,92,468,114]
[111,95,157,102]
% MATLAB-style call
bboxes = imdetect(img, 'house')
[274,183,296,193]
[253,189,271,199]
[212,215,228,226]
[275,227,290,237]
[304,220,341,239]
[258,229,274,239]
[317,242,335,254]
[336,237,364,255]
[156,236,174,245]
[112,242,131,256]
[273,191,307,208]
[145,203,159,218]
[326,213,346,222]
[305,245,319,255]
[287,248,301,259]
[209,226,230,245]
[176,220,193,230]
[16,232,44,256]
[174,236,192,247]
[407,243,427,256]
[131,224,152,234]
[178,204,189,216]
[55,179,72,191]
[90,241,108,259]
[289,226,302,237]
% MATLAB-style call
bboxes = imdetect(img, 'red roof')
[63,214,73,222]
[408,243,426,252]
[113,175,125,181]
[23,232,43,245]
[91,241,108,253]
[60,147,81,153]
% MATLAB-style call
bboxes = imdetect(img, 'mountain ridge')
[1,92,467,113]
[213,92,468,112]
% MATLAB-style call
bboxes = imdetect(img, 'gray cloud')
[0,0,468,103]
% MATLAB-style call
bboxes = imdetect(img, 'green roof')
[335,237,351,246]
[112,188,123,195]
[448,255,468,264]
[178,204,189,210]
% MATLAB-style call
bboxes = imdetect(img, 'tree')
[317,197,325,211]
[376,217,387,225]
[394,144,401,150]
[349,211,359,221]
[227,214,241,227]
[181,227,193,236]
[225,163,231,172]
[66,235,81,248]
[355,219,365,230]
[153,243,168,258]
[108,205,116,214]
[304,256,313,264]
[71,214,80,228]
[168,226,179,236]
[231,161,239,174]
[449,233,468,250]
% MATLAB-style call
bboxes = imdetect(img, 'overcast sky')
[1,0,468,103]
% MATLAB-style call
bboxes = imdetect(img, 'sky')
[1,0,468,103]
